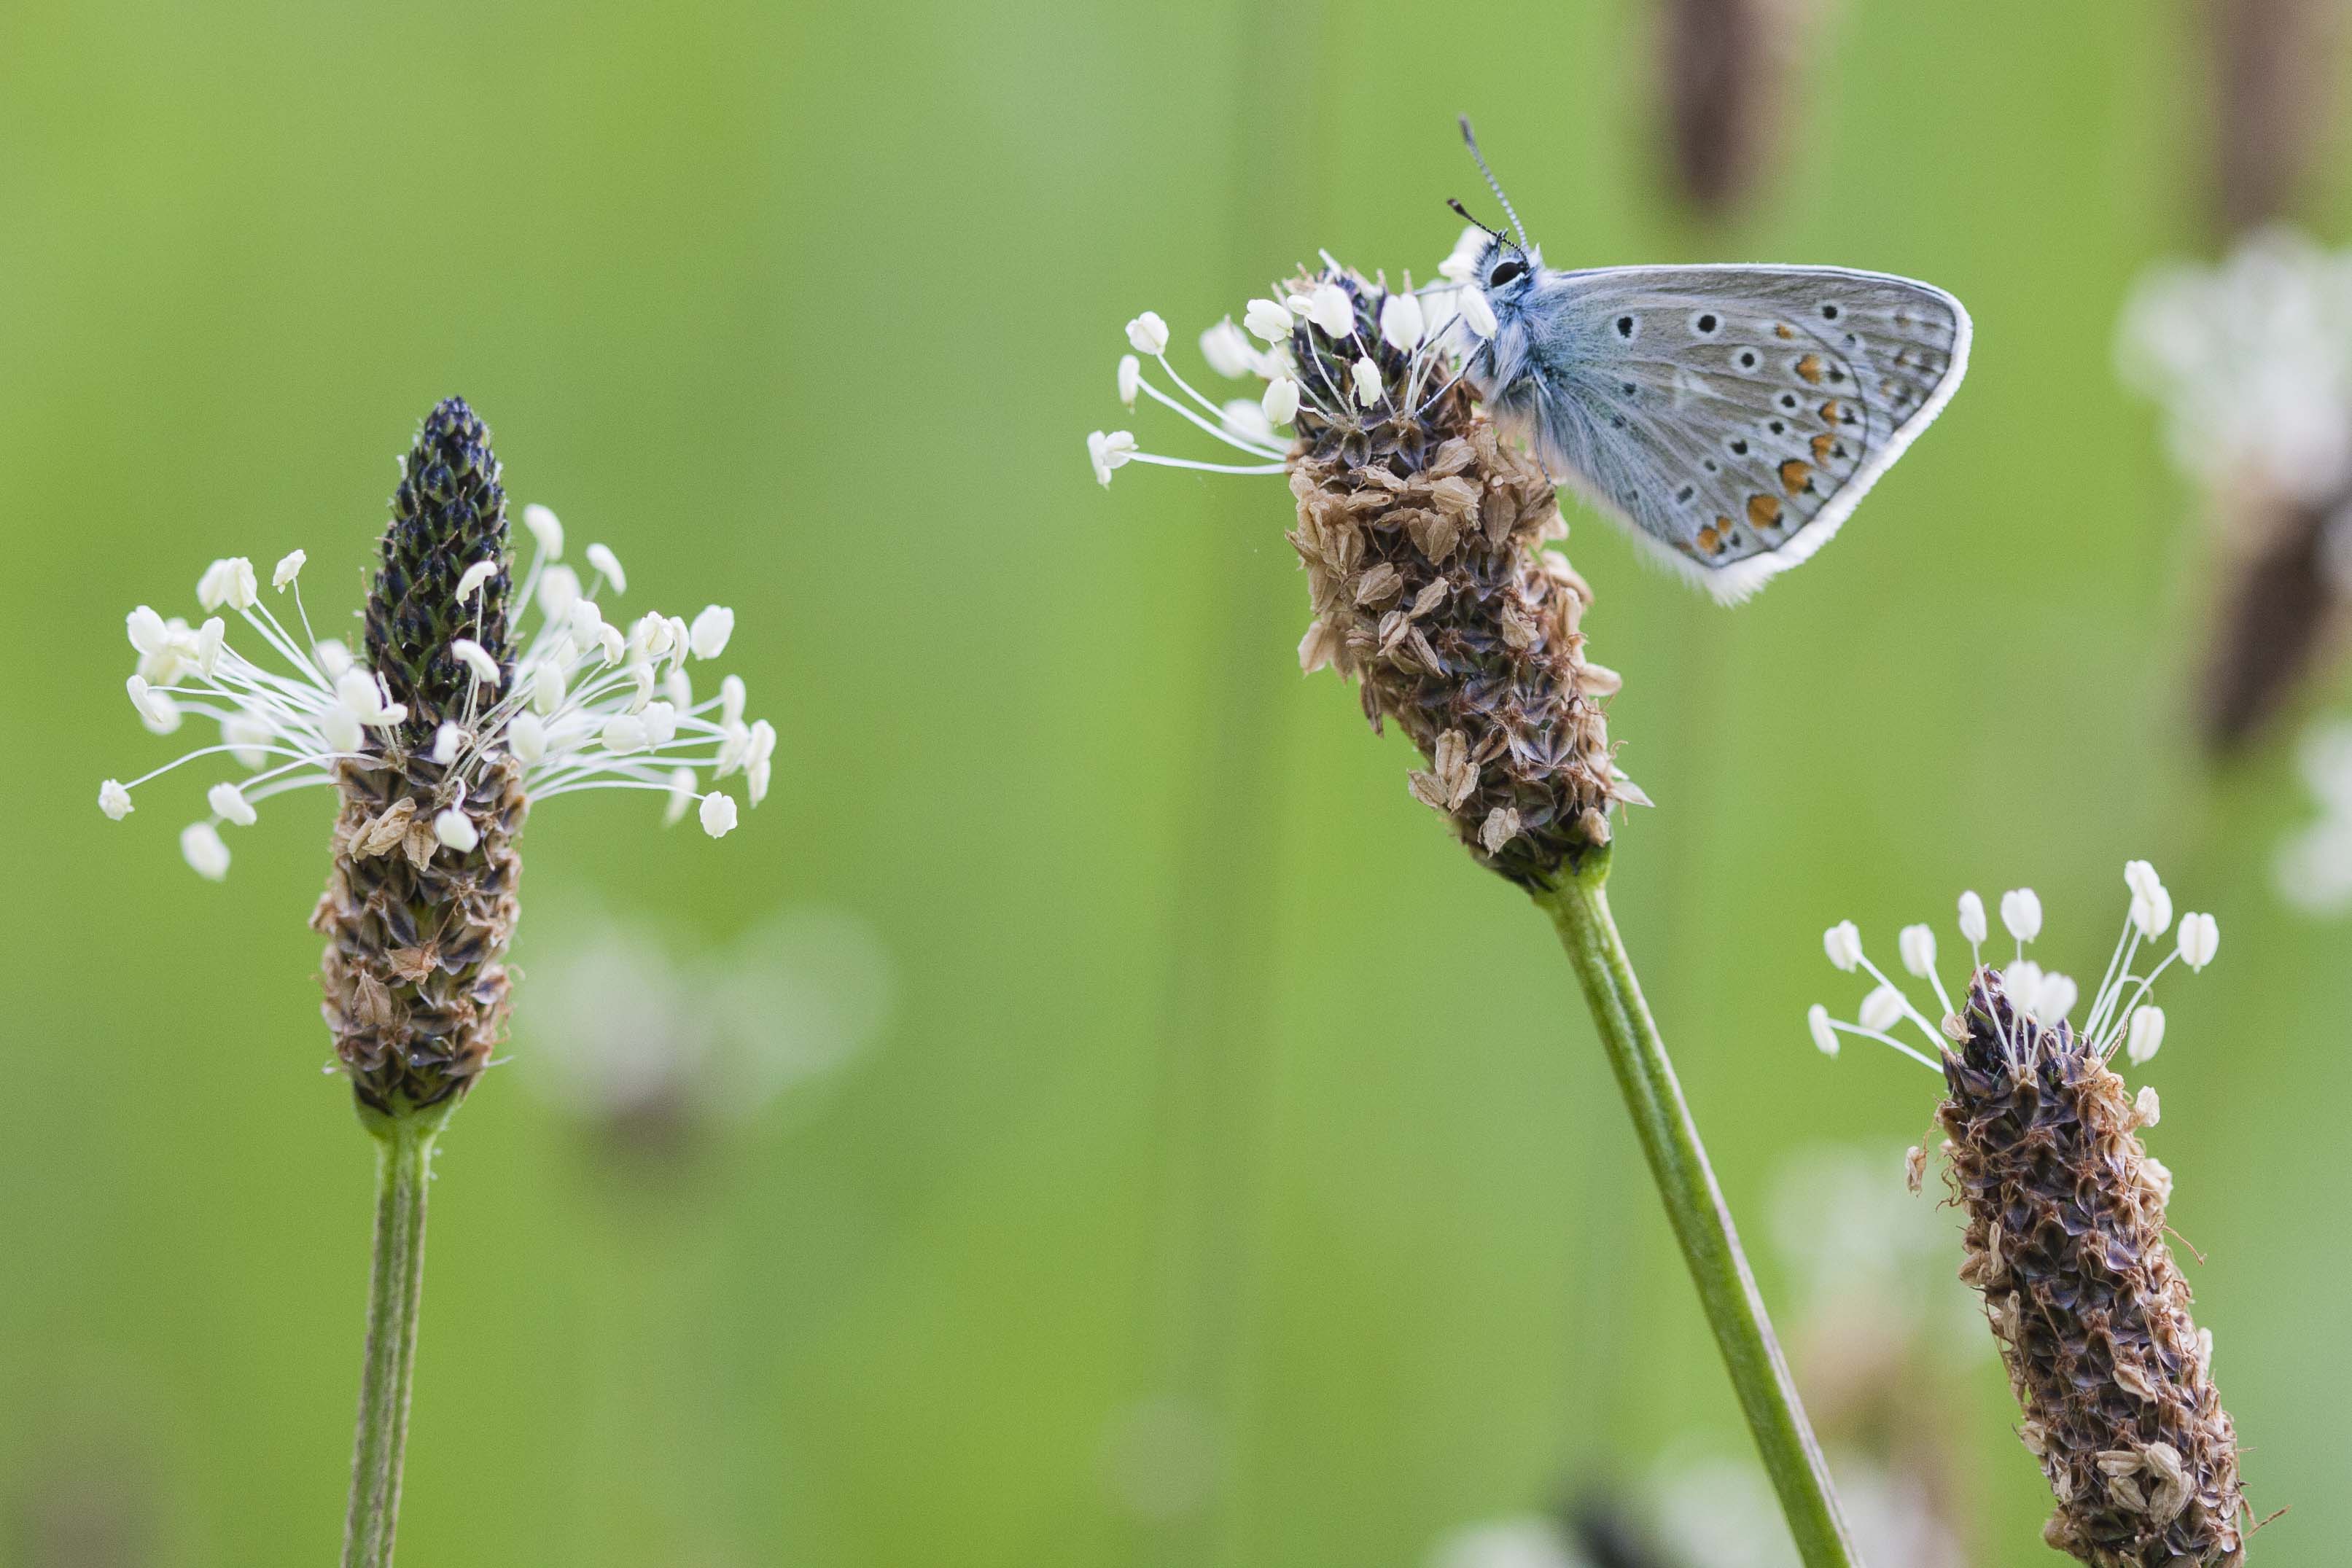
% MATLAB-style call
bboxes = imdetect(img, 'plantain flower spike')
[100,397,774,1120]
[1091,251,1637,886]
[1807,863,2249,1566]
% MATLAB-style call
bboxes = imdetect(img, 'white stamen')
[1262,376,1301,426]
[1351,356,1382,407]
[698,790,739,838]
[127,676,182,735]
[1807,1004,1839,1056]
[2176,912,2219,970]
[1379,292,1426,351]
[451,638,500,685]
[585,543,626,594]
[1243,298,1294,344]
[507,711,547,763]
[127,605,171,656]
[181,822,230,880]
[456,559,498,602]
[2001,887,2043,943]
[663,768,698,825]
[98,779,134,819]
[1898,923,1937,978]
[196,557,259,612]
[207,780,257,827]
[322,703,364,755]
[1125,311,1170,355]
[1823,920,1863,972]
[690,605,735,660]
[273,550,306,590]
[1199,319,1258,377]
[432,808,480,853]
[523,503,565,559]
[1088,429,1138,487]
[531,661,567,716]
[537,564,583,622]
[1118,354,1141,408]
[1459,288,1498,339]
[601,713,650,754]
[1220,399,1276,446]
[1859,985,1906,1032]
[2127,1005,2167,1064]
[1307,283,1354,339]
[432,722,463,765]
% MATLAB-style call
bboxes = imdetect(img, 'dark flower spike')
[1812,865,2248,1566]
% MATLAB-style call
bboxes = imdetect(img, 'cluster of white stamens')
[1086,230,1498,488]
[1808,862,2219,1077]
[98,503,774,878]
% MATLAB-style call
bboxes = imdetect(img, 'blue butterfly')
[1455,120,1971,602]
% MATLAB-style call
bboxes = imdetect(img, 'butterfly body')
[1463,238,1971,601]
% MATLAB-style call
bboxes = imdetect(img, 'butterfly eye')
[1487,259,1527,287]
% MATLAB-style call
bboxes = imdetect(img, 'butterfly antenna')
[1457,115,1530,251]
[1446,197,1503,241]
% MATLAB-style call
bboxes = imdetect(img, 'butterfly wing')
[1479,265,1970,602]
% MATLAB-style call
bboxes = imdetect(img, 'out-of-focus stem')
[1533,847,1861,1568]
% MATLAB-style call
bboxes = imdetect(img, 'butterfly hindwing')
[1490,265,1970,601]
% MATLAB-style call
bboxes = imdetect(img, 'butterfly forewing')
[1497,265,1969,598]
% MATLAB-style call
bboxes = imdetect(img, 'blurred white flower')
[521,905,895,1138]
[2119,227,2352,504]
[2278,717,2352,913]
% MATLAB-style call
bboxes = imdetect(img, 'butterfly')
[1452,120,1970,603]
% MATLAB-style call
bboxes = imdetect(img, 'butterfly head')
[1452,119,1541,324]
[1470,233,1540,300]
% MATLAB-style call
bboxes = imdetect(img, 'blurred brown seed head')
[2208,0,2345,238]
[1656,0,1822,219]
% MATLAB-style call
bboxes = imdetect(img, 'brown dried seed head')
[1282,268,1629,888]
[1939,968,2247,1566]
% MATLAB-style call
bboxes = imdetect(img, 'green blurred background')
[4,1,2346,1563]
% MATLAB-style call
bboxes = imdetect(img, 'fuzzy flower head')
[2119,227,2352,506]
[1090,247,1634,886]
[98,398,774,879]
[1806,863,2246,1565]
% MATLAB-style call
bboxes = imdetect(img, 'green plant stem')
[1533,847,1861,1568]
[343,1108,444,1568]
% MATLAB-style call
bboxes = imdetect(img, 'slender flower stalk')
[1810,864,2248,1565]
[1093,258,1858,1565]
[98,397,774,1562]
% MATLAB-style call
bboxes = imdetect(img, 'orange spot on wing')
[1746,494,1780,528]
[1819,399,1843,423]
[1779,459,1813,495]
[1810,432,1836,462]
[1795,354,1824,385]
[1699,519,1730,556]
[1775,324,1794,340]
